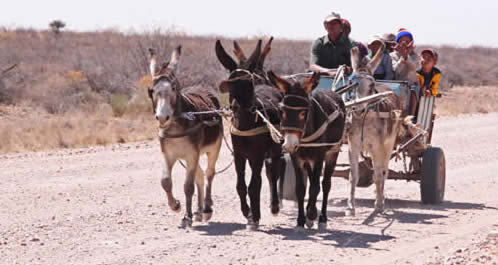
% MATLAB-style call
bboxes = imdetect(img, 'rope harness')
[279,94,343,149]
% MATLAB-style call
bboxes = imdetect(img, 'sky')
[1,0,497,47]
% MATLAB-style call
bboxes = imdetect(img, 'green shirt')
[310,33,352,69]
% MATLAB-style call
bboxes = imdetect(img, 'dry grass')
[437,86,498,116]
[0,104,156,153]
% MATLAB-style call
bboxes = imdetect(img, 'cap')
[324,12,342,23]
[395,28,413,42]
[368,35,384,45]
[342,18,351,28]
[381,33,396,44]
[421,49,438,60]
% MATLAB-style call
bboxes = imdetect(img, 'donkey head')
[215,38,273,111]
[268,71,321,153]
[148,46,182,129]
[349,44,385,107]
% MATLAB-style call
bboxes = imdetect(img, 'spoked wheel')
[420,147,446,204]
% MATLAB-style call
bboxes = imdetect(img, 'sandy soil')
[1,113,497,265]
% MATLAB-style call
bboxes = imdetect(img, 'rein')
[279,94,343,148]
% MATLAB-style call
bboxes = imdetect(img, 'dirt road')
[1,113,497,265]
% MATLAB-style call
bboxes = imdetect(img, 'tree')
[49,20,66,35]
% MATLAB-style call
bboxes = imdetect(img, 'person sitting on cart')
[368,35,394,80]
[342,18,369,60]
[309,12,353,77]
[390,28,421,116]
[390,28,419,85]
[417,49,441,98]
[382,33,397,53]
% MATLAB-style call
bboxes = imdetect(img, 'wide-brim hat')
[368,35,384,46]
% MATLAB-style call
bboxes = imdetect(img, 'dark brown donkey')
[148,46,223,228]
[268,71,345,230]
[215,38,283,230]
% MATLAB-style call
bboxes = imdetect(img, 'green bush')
[109,94,128,117]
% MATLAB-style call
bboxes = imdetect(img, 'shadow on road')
[329,198,495,212]
[193,222,245,236]
[263,226,395,249]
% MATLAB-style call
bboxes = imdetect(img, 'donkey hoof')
[318,221,327,231]
[202,208,213,222]
[180,216,193,229]
[246,221,259,231]
[193,212,203,222]
[345,208,355,216]
[374,202,385,213]
[271,205,280,217]
[294,225,305,232]
[305,217,315,229]
[170,200,181,213]
[374,207,384,214]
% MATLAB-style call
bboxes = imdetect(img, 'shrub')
[109,94,128,117]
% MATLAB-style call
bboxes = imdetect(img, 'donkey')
[215,38,283,230]
[148,46,223,228]
[345,44,406,215]
[268,71,346,230]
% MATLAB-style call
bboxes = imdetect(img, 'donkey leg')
[346,140,361,216]
[319,153,339,229]
[181,156,199,228]
[193,165,205,222]
[203,141,221,222]
[247,158,264,230]
[234,153,250,218]
[278,155,286,208]
[160,158,181,213]
[373,153,390,213]
[266,153,282,216]
[306,161,323,229]
[292,156,306,230]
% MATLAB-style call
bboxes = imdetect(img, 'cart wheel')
[420,147,445,204]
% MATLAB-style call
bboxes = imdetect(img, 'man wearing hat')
[309,12,353,76]
[381,33,396,53]
[368,35,394,80]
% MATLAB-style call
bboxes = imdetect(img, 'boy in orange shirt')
[416,49,441,97]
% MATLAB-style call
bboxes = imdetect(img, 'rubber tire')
[420,147,446,204]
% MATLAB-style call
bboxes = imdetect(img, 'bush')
[109,94,128,117]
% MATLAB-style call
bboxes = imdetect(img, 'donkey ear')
[350,47,360,74]
[246,39,262,71]
[219,80,232,93]
[167,45,181,73]
[215,40,237,72]
[268,70,290,94]
[233,41,247,64]
[258,36,273,69]
[148,48,158,77]
[302,71,321,95]
[367,42,385,73]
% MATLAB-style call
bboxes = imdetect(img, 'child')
[368,35,394,80]
[390,28,419,85]
[416,49,441,97]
